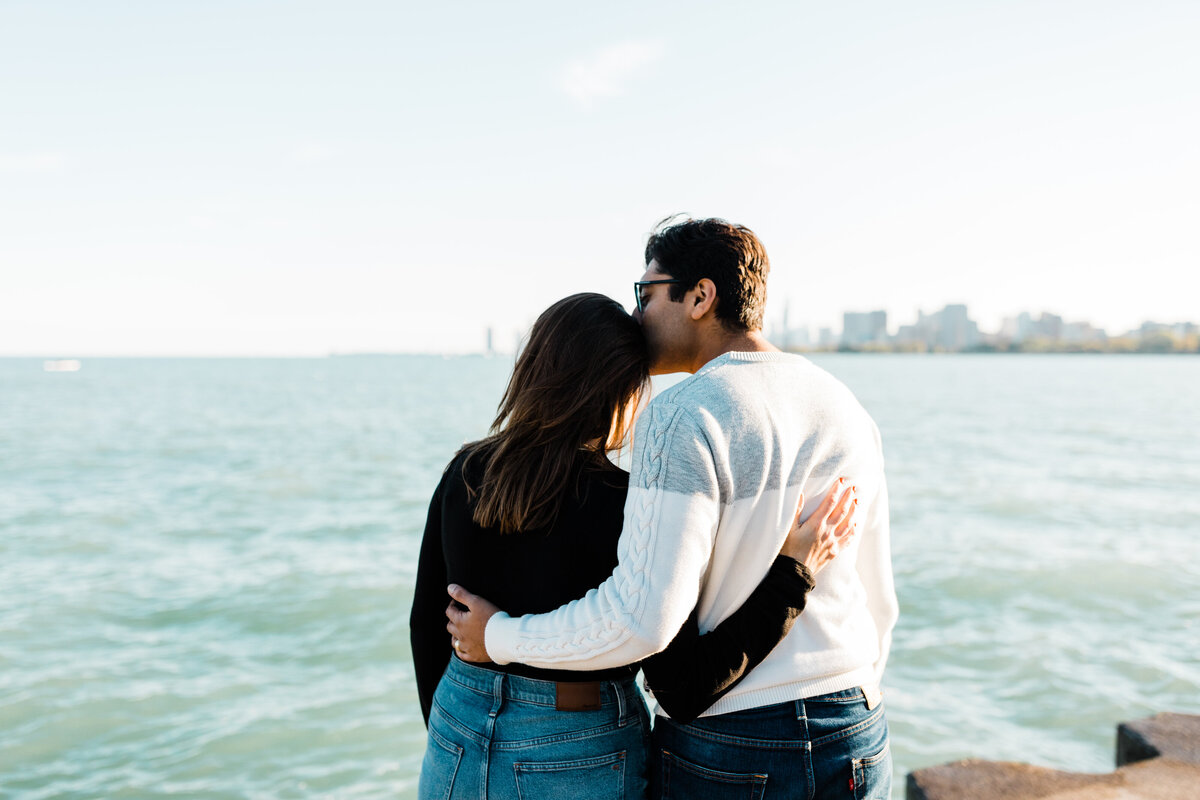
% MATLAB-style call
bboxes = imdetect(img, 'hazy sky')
[2,0,1197,355]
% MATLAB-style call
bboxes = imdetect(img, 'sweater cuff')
[772,555,816,594]
[483,611,514,665]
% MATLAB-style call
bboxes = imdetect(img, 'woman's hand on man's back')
[780,478,858,575]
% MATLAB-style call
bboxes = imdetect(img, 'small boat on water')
[43,359,82,372]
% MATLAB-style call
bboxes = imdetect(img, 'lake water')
[1,354,1197,798]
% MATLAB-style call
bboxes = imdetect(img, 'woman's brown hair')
[463,293,649,534]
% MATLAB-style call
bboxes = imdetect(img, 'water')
[1,354,1197,798]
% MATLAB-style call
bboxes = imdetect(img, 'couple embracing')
[410,217,898,799]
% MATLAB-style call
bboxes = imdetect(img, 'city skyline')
[778,303,1198,353]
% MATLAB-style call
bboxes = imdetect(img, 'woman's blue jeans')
[651,687,891,800]
[420,657,651,800]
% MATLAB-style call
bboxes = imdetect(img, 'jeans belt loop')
[489,672,505,718]
[555,681,603,712]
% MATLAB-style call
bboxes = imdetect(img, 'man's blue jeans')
[651,687,891,800]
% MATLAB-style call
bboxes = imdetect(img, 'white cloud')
[0,153,66,173]
[560,40,664,106]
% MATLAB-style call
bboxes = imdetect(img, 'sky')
[2,0,1198,356]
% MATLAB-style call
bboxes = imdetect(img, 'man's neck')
[689,328,778,373]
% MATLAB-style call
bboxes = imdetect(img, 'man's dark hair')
[644,215,770,332]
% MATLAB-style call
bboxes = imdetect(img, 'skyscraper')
[841,310,888,347]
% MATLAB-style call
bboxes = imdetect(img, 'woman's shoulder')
[580,458,630,492]
[447,440,484,469]
[437,440,490,492]
[437,445,629,518]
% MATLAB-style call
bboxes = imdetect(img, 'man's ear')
[688,278,718,321]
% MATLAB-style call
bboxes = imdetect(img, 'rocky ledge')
[907,712,1200,800]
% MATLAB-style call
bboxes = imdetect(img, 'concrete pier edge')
[906,712,1200,800]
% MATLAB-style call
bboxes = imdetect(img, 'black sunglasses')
[634,279,682,313]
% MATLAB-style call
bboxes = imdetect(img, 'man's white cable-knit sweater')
[485,352,898,717]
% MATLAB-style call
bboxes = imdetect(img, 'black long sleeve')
[410,477,451,726]
[641,556,815,724]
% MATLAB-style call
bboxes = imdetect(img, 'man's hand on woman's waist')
[446,584,501,663]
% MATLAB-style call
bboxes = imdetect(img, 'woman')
[410,293,857,800]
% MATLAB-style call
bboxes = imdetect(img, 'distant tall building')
[1000,312,1035,343]
[1035,312,1063,341]
[1017,312,1035,342]
[1062,321,1106,344]
[937,304,979,350]
[769,302,814,351]
[770,301,793,350]
[486,326,495,356]
[900,304,980,350]
[841,310,888,347]
[894,323,920,344]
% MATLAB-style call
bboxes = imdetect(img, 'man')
[447,216,898,799]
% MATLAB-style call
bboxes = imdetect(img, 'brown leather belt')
[555,681,602,712]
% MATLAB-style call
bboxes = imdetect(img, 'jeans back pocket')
[658,749,767,800]
[851,740,891,800]
[513,750,627,800]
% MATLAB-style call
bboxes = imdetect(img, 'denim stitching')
[661,723,811,751]
[853,740,890,766]
[443,670,502,699]
[657,704,884,752]
[491,719,627,751]
[431,697,490,748]
[513,750,626,773]
[810,704,885,750]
